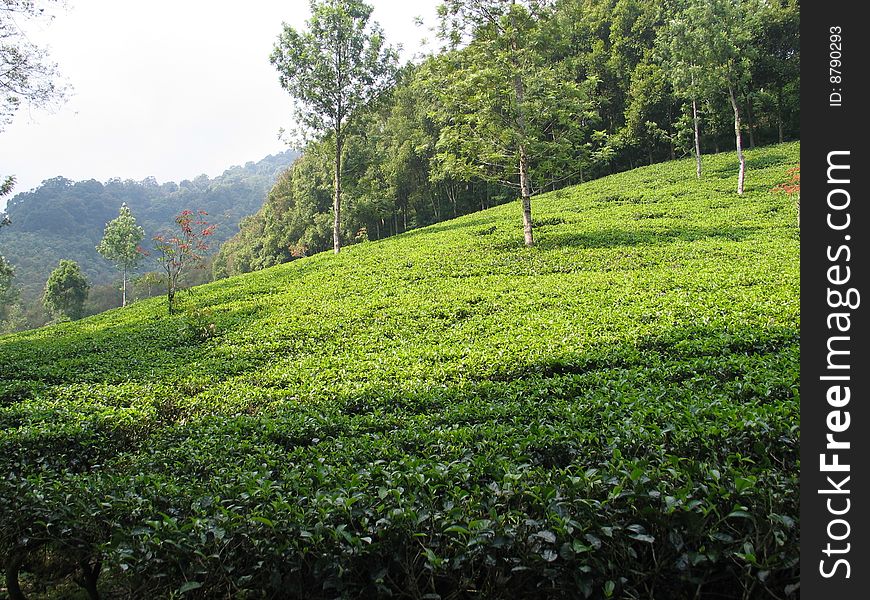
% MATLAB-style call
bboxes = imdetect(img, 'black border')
[800,1,869,596]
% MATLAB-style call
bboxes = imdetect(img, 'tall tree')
[42,259,88,321]
[96,203,145,307]
[270,0,398,254]
[661,0,757,194]
[751,0,799,144]
[433,0,594,246]
[0,175,18,330]
[656,3,708,179]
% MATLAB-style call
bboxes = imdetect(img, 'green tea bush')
[0,144,800,598]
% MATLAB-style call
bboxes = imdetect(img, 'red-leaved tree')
[154,210,215,314]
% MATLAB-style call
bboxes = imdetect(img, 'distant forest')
[0,150,298,326]
[215,0,799,277]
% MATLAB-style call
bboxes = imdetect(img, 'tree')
[153,210,215,314]
[42,259,88,321]
[656,2,709,179]
[0,176,21,331]
[270,0,398,254]
[0,243,19,331]
[1,0,68,131]
[96,203,145,307]
[660,0,758,194]
[750,0,799,144]
[431,0,594,246]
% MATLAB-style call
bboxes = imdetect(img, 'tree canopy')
[271,0,398,253]
[97,203,145,307]
[42,258,88,321]
[1,0,68,131]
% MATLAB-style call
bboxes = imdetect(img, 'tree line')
[215,0,798,277]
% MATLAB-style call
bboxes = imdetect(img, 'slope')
[0,143,800,599]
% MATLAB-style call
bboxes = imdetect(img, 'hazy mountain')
[0,149,299,301]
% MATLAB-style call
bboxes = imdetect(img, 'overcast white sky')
[1,0,440,207]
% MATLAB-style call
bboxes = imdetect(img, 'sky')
[1,0,440,208]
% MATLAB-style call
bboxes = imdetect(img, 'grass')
[0,143,800,599]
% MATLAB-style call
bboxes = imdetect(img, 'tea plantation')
[0,143,800,599]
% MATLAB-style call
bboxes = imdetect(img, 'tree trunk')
[692,95,702,179]
[6,542,45,600]
[122,265,127,307]
[518,145,534,247]
[728,85,746,195]
[333,135,343,254]
[167,273,175,315]
[6,550,27,600]
[510,8,533,247]
[75,559,101,600]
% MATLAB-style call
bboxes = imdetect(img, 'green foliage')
[0,251,22,332]
[1,175,18,330]
[426,10,597,189]
[0,150,298,309]
[0,143,800,597]
[132,271,165,301]
[42,259,89,321]
[270,0,398,143]
[221,0,798,275]
[97,203,145,306]
[271,0,398,253]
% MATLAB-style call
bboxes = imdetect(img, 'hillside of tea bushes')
[0,143,800,599]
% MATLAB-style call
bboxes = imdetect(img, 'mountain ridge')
[0,149,299,306]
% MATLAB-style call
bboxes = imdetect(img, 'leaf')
[178,581,202,594]
[536,530,557,544]
[444,525,470,535]
[734,476,756,493]
[250,516,275,528]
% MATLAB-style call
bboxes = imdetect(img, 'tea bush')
[0,143,799,598]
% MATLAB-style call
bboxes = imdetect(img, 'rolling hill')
[0,143,800,599]
[0,149,299,303]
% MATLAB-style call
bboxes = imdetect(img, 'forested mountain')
[216,0,799,277]
[0,150,298,306]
